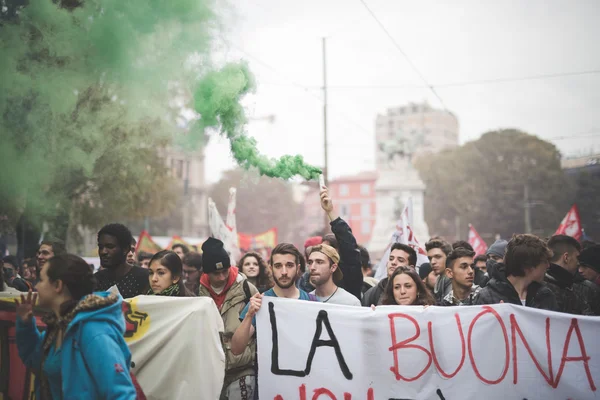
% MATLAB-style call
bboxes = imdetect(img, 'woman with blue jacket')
[15,253,136,399]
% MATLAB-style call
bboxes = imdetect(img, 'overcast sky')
[203,0,600,184]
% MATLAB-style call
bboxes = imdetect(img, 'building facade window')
[361,220,371,234]
[339,184,349,197]
[360,183,370,196]
[339,204,349,217]
[361,203,370,217]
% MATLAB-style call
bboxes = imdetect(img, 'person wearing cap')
[197,237,259,400]
[486,239,508,263]
[579,244,600,287]
[418,262,436,292]
[307,244,361,306]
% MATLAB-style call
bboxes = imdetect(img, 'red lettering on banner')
[312,388,337,399]
[428,313,466,379]
[275,384,307,400]
[510,315,554,386]
[554,318,596,391]
[467,306,509,385]
[343,388,374,400]
[388,313,432,381]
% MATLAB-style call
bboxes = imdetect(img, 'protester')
[198,237,259,400]
[440,248,480,306]
[3,255,31,291]
[37,239,67,270]
[232,243,316,356]
[362,243,417,306]
[579,244,600,287]
[238,251,272,293]
[425,239,453,302]
[382,267,435,306]
[474,234,558,310]
[22,258,38,285]
[127,238,137,266]
[545,235,595,315]
[474,255,488,274]
[359,245,378,296]
[418,262,436,292]
[486,239,507,263]
[15,253,136,399]
[94,223,150,298]
[147,250,195,297]
[172,243,190,260]
[308,244,361,306]
[0,258,23,295]
[452,240,473,251]
[182,251,203,295]
[137,251,153,269]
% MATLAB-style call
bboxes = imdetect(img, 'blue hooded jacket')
[16,291,137,400]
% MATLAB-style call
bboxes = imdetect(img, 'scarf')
[200,266,239,309]
[39,293,119,400]
[147,283,180,296]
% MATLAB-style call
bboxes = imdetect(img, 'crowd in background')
[3,185,600,400]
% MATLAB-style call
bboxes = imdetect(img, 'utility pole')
[524,183,532,234]
[322,37,330,232]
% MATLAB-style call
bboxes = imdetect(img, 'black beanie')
[201,237,231,274]
[418,262,432,280]
[579,245,600,274]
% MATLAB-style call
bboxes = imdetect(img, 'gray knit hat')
[486,239,508,258]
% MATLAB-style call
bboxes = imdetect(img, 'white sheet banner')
[257,297,600,400]
[124,296,225,400]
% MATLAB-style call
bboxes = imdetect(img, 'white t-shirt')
[311,287,361,306]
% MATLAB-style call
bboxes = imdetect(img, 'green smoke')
[192,63,322,180]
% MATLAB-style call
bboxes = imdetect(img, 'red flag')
[468,224,488,256]
[554,204,582,241]
[135,230,163,254]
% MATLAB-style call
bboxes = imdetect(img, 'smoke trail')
[192,63,322,180]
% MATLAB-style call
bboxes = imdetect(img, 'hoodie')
[16,291,136,400]
[199,266,239,309]
[473,263,558,311]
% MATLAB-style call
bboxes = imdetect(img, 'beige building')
[375,101,459,166]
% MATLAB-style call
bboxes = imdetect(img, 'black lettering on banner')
[389,388,446,400]
[269,303,353,379]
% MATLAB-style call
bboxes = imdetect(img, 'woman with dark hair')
[382,267,436,306]
[238,251,273,293]
[15,253,136,399]
[147,250,195,297]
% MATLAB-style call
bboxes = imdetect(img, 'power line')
[358,0,447,110]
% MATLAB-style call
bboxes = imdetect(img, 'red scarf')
[200,267,239,309]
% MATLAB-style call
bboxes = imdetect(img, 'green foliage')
[415,129,572,240]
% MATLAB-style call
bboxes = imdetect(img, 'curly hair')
[97,223,133,251]
[238,251,273,291]
[382,268,435,306]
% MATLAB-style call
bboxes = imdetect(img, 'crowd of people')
[3,185,600,400]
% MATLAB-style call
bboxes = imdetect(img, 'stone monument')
[369,133,429,257]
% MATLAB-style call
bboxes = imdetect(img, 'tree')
[209,169,304,246]
[415,129,572,240]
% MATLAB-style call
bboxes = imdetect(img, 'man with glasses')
[182,251,202,295]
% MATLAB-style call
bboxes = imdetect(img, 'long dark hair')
[382,268,435,306]
[46,254,96,315]
[238,251,273,292]
[148,250,195,297]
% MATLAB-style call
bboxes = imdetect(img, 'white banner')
[208,196,241,262]
[257,297,600,400]
[125,296,225,400]
[374,198,429,280]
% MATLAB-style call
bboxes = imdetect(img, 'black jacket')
[362,277,388,307]
[330,217,363,300]
[473,263,558,311]
[544,263,595,315]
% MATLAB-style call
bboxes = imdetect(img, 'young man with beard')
[546,235,597,315]
[425,239,453,302]
[231,243,316,356]
[197,238,259,400]
[474,234,558,310]
[362,243,416,307]
[308,244,360,306]
[94,223,150,298]
[441,248,480,306]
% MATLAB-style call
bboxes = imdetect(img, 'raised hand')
[320,187,333,213]
[14,291,37,323]
[246,293,263,318]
